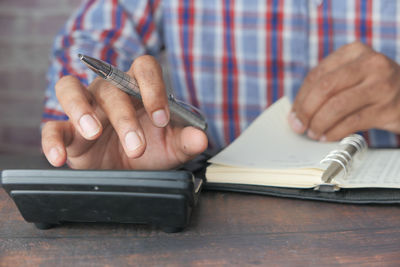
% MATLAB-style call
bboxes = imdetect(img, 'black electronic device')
[1,169,202,233]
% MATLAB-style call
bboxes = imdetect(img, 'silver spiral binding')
[319,134,367,182]
[320,149,352,178]
[340,134,367,153]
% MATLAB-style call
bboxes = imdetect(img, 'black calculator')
[1,169,202,233]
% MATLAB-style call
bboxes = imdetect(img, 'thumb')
[174,127,208,162]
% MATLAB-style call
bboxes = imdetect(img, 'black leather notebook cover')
[204,182,400,204]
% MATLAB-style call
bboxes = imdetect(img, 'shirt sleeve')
[42,0,163,123]
[362,129,400,148]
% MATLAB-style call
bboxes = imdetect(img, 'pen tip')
[78,53,84,60]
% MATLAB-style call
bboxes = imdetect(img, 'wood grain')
[1,156,400,266]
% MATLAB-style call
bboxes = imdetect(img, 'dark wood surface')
[1,155,400,266]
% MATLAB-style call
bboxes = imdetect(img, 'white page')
[209,97,338,169]
[339,149,400,188]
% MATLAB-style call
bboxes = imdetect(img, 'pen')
[78,54,207,131]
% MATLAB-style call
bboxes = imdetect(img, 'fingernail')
[49,147,60,163]
[125,131,142,152]
[79,114,100,138]
[288,112,304,133]
[320,135,327,142]
[152,109,168,127]
[307,130,317,140]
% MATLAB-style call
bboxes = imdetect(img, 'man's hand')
[289,41,400,141]
[41,55,208,169]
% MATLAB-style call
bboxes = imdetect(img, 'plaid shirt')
[44,0,400,151]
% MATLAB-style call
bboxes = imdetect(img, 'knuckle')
[90,77,110,93]
[68,99,84,117]
[319,77,331,92]
[55,75,75,95]
[41,121,62,139]
[41,121,54,133]
[369,52,391,69]
[90,80,116,104]
[347,40,367,51]
[316,77,335,99]
[132,55,158,72]
[131,55,163,86]
[88,77,105,92]
[115,115,136,130]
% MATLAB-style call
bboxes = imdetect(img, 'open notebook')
[205,97,400,203]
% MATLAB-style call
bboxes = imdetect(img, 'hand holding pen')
[41,55,208,170]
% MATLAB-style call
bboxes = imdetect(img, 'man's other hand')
[289,41,400,141]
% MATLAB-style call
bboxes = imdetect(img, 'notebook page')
[339,149,400,188]
[209,97,338,169]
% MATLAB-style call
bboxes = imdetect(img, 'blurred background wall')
[0,0,82,155]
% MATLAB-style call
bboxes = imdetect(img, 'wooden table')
[1,155,400,266]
